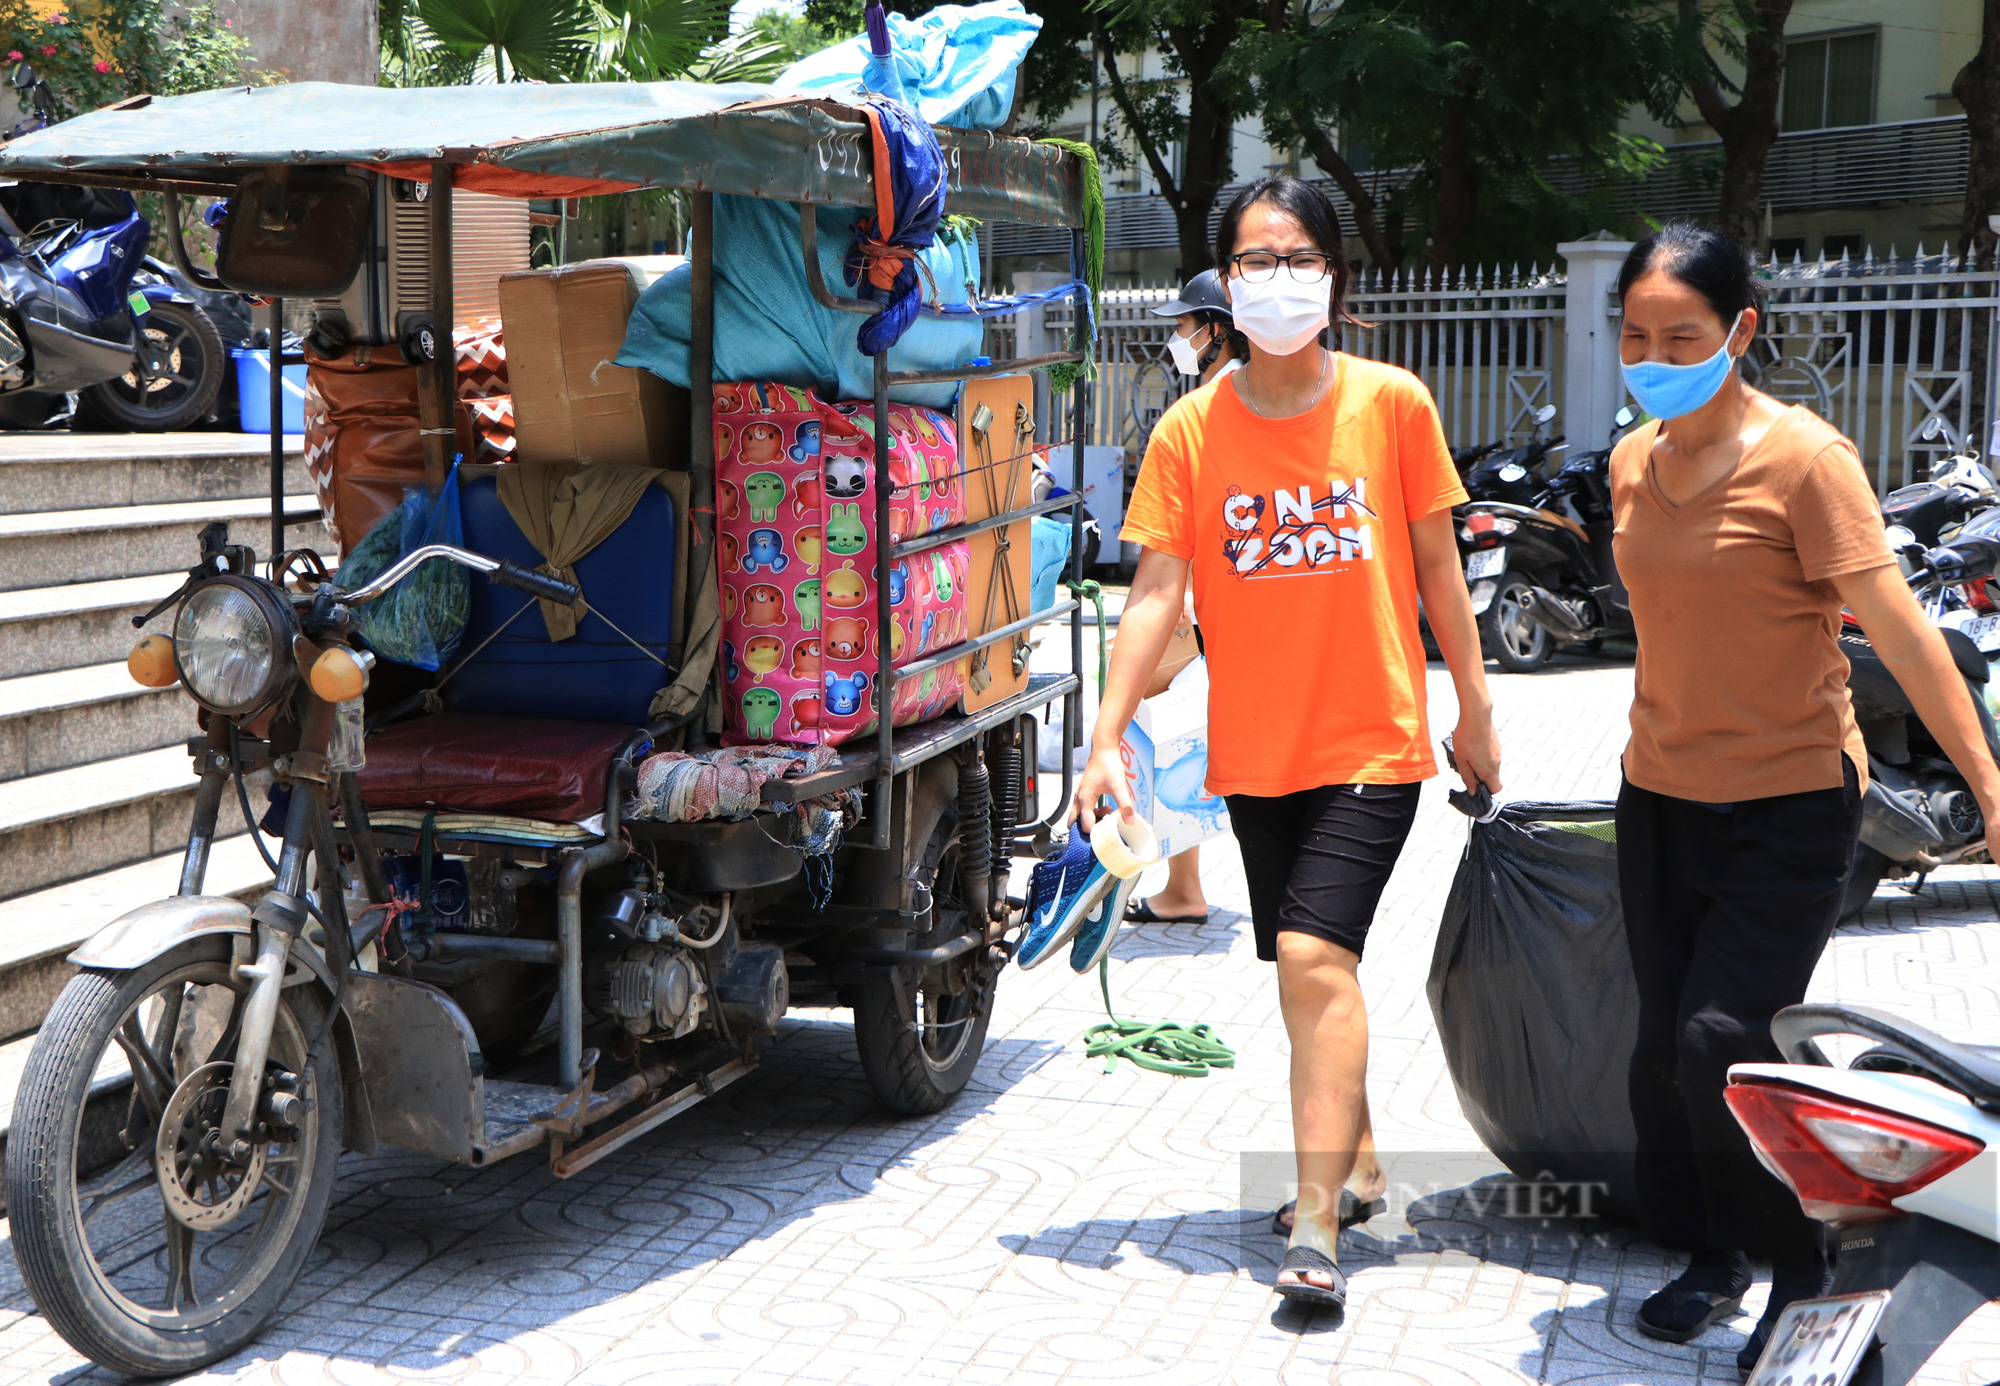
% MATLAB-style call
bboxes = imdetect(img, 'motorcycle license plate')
[1967,613,2000,652]
[1465,548,1506,581]
[1742,1291,1890,1386]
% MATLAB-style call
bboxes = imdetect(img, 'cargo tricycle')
[0,77,1092,1375]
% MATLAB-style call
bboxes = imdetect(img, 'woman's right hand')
[1070,744,1136,835]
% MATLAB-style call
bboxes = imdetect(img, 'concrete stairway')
[0,433,332,1171]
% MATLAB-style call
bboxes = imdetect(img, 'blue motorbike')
[0,62,228,430]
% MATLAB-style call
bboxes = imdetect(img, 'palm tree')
[380,0,734,86]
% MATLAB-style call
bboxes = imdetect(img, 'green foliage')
[379,0,733,86]
[1244,0,1687,265]
[0,0,258,119]
[744,7,843,66]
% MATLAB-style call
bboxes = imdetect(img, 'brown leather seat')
[357,714,635,824]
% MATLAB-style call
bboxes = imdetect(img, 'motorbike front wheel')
[1481,573,1555,673]
[72,301,225,432]
[6,937,342,1377]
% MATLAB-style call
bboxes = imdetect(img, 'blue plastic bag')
[334,464,469,671]
[616,198,981,410]
[1030,513,1073,615]
[775,1,1042,131]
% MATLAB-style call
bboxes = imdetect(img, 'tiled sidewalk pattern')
[2,653,1997,1384]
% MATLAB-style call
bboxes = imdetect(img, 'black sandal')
[1270,1187,1386,1236]
[1125,897,1211,925]
[1634,1285,1744,1344]
[1274,1244,1347,1308]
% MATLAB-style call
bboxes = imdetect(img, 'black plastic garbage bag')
[1426,800,1640,1220]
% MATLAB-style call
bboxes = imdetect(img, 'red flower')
[4,50,19,61]
[92,59,110,73]
[38,45,54,56]
[48,11,66,22]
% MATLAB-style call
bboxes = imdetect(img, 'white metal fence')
[1747,250,2000,493]
[995,246,2000,497]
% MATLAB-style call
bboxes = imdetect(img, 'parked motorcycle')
[1840,506,2000,918]
[1880,417,1999,556]
[0,63,228,430]
[1726,1002,2000,1386]
[1457,404,1639,673]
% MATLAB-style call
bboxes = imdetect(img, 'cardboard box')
[958,373,1039,713]
[499,259,686,467]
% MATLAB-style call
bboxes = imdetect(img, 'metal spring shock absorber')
[988,733,1021,908]
[957,749,993,920]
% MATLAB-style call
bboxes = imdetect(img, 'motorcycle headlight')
[172,577,296,717]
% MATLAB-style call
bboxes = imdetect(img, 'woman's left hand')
[1452,710,1502,796]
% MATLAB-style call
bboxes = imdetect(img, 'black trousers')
[1615,758,1861,1263]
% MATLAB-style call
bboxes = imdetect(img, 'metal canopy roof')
[0,80,1084,227]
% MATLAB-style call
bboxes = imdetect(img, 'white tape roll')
[1091,813,1161,880]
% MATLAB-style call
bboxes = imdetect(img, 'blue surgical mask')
[1621,310,1745,420]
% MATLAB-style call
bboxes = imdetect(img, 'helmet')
[1149,268,1231,320]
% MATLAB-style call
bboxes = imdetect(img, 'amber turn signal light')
[127,634,179,688]
[308,647,370,703]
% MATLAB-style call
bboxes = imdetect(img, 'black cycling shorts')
[1224,782,1422,962]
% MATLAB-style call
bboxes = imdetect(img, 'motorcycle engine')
[592,944,708,1039]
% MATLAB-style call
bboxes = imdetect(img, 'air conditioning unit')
[313,177,529,352]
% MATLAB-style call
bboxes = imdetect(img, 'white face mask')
[1230,270,1331,356]
[1167,327,1208,377]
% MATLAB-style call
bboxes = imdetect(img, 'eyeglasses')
[1229,251,1332,283]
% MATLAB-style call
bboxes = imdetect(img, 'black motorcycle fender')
[1832,1213,2000,1386]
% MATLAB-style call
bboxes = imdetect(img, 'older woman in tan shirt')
[1610,222,2000,1372]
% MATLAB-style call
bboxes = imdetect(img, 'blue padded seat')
[451,473,676,726]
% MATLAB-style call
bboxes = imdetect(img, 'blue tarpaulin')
[614,198,982,409]
[775,1,1043,131]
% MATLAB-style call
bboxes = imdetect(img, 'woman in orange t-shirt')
[1071,176,1501,1310]
[1611,223,2000,1370]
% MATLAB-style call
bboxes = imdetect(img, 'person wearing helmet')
[1151,268,1245,385]
[1121,272,1246,928]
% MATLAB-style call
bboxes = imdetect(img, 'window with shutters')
[1782,29,1879,132]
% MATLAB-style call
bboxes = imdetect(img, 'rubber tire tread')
[72,302,225,433]
[851,821,994,1117]
[851,970,992,1116]
[1481,572,1554,674]
[6,941,342,1378]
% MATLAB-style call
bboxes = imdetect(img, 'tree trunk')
[1680,0,1794,247]
[1172,73,1233,274]
[1428,93,1478,268]
[1296,116,1402,269]
[1956,0,2000,268]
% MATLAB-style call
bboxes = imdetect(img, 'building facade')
[992,1,1982,285]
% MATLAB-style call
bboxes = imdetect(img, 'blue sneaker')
[1069,870,1139,973]
[1016,831,1115,969]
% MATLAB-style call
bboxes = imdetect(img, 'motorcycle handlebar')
[1917,536,2000,588]
[491,559,582,606]
[337,544,582,609]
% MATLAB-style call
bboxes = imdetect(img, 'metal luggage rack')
[680,200,1092,851]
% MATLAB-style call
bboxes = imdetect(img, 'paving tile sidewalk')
[2,654,1997,1385]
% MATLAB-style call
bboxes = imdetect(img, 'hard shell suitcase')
[957,373,1039,713]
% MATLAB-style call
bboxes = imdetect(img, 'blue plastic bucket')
[234,349,307,434]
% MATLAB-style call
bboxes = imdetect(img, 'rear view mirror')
[212,166,371,297]
[1923,416,1946,442]
[1614,406,1635,427]
[1535,404,1557,424]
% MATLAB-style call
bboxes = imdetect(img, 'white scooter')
[1726,1003,2000,1385]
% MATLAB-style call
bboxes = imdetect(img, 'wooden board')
[957,374,1039,714]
